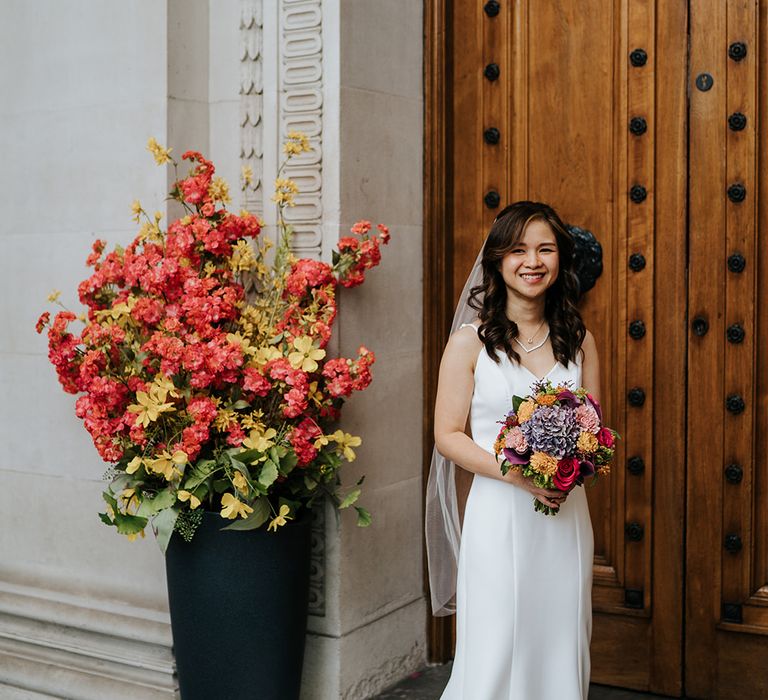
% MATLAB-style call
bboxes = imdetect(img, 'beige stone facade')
[0,1,425,697]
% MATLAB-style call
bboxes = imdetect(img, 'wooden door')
[424,1,768,697]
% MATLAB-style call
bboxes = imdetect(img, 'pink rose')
[574,404,600,433]
[504,426,528,453]
[597,427,614,448]
[553,457,580,491]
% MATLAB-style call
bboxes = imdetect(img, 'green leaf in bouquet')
[233,399,250,410]
[136,488,176,517]
[183,459,216,491]
[231,448,266,465]
[113,511,149,536]
[304,475,318,491]
[213,478,231,494]
[258,459,279,487]
[279,450,299,476]
[500,461,511,476]
[338,488,361,509]
[512,395,524,412]
[151,507,180,553]
[222,497,271,531]
[278,496,300,515]
[355,506,372,527]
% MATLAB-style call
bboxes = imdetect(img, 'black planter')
[166,510,312,700]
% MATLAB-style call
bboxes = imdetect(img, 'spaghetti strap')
[459,322,479,332]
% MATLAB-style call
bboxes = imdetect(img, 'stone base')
[0,580,176,700]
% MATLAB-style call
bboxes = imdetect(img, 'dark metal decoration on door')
[728,182,747,202]
[483,0,500,17]
[483,190,500,209]
[483,127,500,144]
[727,253,746,273]
[567,224,603,296]
[726,394,746,415]
[724,534,743,553]
[628,387,646,406]
[629,48,647,67]
[724,463,744,484]
[629,185,647,203]
[625,522,645,541]
[728,112,747,131]
[627,456,645,476]
[728,42,747,62]
[726,323,745,344]
[722,603,743,624]
[695,73,714,91]
[629,117,648,135]
[728,183,747,202]
[691,316,709,336]
[629,320,646,339]
[625,589,644,609]
[628,253,646,272]
[483,62,500,81]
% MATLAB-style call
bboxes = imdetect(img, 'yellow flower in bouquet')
[220,493,254,520]
[288,336,326,373]
[517,400,537,423]
[529,451,558,477]
[577,431,599,453]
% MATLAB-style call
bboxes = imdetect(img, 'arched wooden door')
[424,1,768,697]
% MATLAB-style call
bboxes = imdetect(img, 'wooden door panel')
[425,0,764,696]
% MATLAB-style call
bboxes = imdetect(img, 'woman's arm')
[433,327,565,508]
[580,329,601,402]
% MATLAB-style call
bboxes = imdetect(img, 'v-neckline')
[511,357,560,383]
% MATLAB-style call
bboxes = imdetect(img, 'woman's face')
[499,219,560,300]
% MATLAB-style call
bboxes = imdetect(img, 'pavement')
[374,663,673,699]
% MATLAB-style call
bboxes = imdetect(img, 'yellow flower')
[331,430,362,462]
[272,178,299,207]
[220,493,254,520]
[232,471,249,494]
[229,240,257,274]
[131,200,142,222]
[307,381,323,408]
[119,488,140,514]
[288,336,326,373]
[529,451,559,477]
[241,165,254,186]
[577,431,599,453]
[146,450,188,481]
[242,427,278,454]
[240,410,265,431]
[208,176,231,204]
[125,529,146,542]
[213,408,238,431]
[47,290,61,303]
[147,137,172,165]
[283,131,311,155]
[127,390,176,428]
[517,400,537,423]
[178,490,201,509]
[126,456,144,474]
[151,374,180,402]
[268,504,293,532]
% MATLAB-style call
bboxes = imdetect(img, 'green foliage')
[174,509,204,542]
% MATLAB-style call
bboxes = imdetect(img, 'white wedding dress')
[441,324,594,700]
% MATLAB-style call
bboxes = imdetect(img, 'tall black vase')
[166,510,312,700]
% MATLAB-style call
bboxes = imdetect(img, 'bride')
[426,201,599,699]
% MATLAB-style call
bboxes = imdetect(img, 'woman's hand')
[504,468,567,510]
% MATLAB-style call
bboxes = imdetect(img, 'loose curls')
[468,200,586,367]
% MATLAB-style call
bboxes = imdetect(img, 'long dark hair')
[468,200,585,366]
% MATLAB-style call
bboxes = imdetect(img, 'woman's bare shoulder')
[444,323,483,367]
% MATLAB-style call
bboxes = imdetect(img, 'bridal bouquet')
[36,133,389,549]
[494,379,617,515]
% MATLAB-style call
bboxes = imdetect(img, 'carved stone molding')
[240,0,264,215]
[279,0,323,258]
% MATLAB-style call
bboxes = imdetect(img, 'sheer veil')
[424,241,485,616]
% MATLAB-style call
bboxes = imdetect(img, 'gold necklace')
[517,318,545,344]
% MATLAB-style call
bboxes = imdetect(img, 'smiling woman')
[426,201,600,699]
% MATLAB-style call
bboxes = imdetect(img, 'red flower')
[597,427,614,448]
[553,457,580,492]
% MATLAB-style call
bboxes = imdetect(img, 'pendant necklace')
[513,319,549,354]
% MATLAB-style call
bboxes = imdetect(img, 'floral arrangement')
[494,380,617,515]
[36,133,390,549]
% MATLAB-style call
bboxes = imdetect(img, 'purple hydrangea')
[519,404,580,458]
